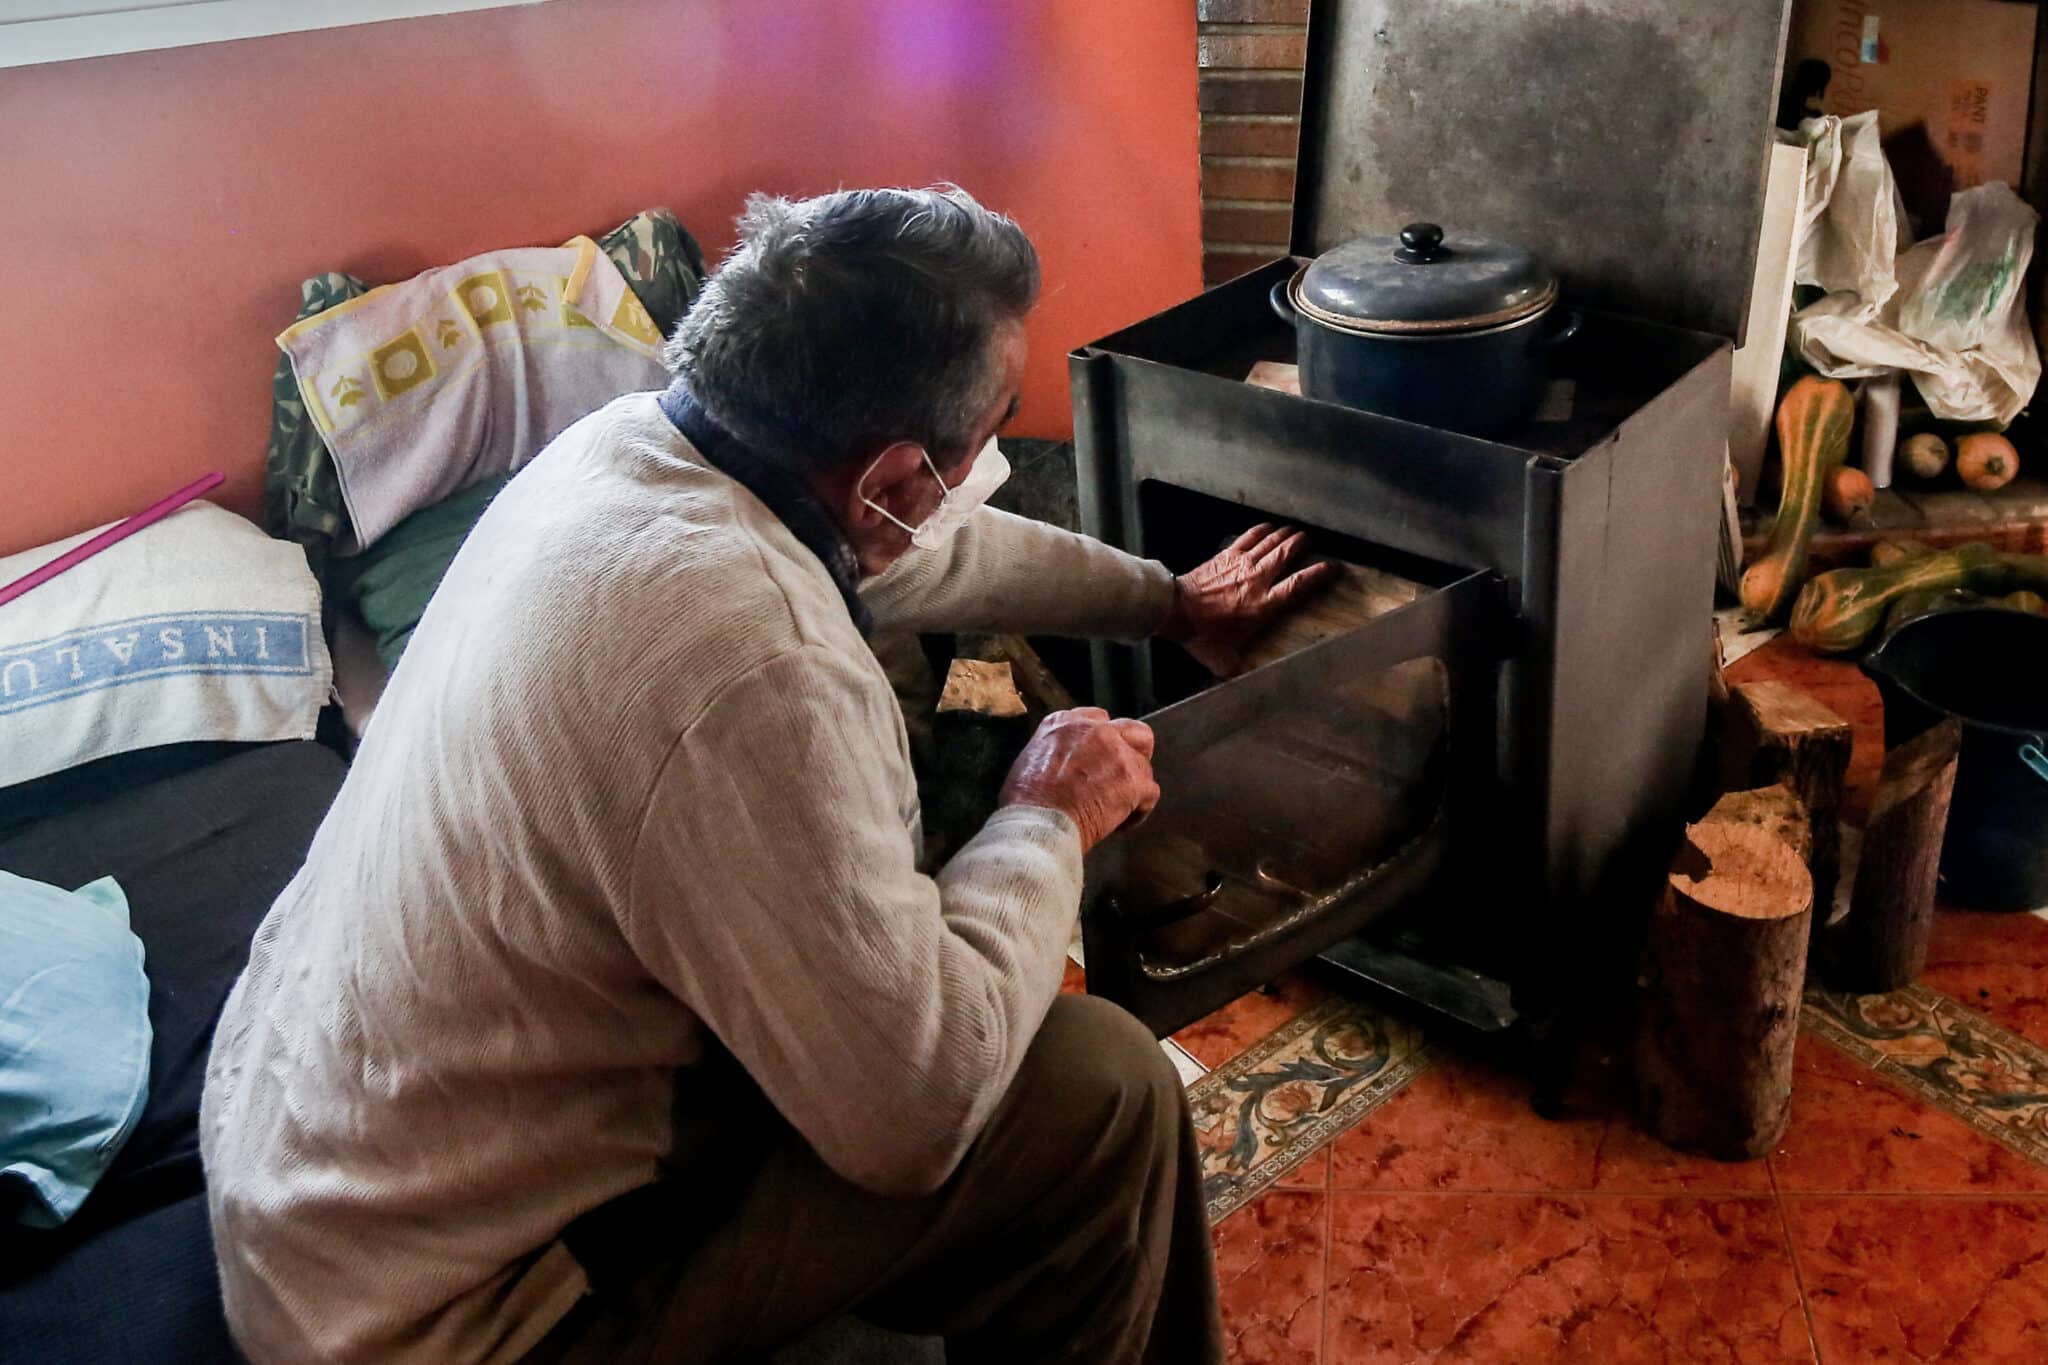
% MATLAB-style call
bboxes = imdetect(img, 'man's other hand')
[999,709,1159,853]
[1163,524,1340,677]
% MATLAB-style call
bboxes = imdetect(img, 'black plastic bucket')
[1862,607,2048,910]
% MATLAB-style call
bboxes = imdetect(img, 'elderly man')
[201,187,1331,1365]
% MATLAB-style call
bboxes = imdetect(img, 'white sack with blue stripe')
[0,502,330,786]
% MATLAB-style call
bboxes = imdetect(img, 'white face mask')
[859,436,1011,550]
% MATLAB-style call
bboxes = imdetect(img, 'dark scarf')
[660,382,872,636]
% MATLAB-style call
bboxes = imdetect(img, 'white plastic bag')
[1792,293,1925,382]
[1794,112,1910,309]
[1898,183,2035,349]
[1791,117,2041,426]
[1895,184,2038,424]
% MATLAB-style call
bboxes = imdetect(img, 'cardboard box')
[1789,0,2036,191]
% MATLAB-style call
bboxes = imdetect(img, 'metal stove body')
[1069,0,1790,1055]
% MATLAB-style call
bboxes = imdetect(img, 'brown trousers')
[526,994,1223,1365]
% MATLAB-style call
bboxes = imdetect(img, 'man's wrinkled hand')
[998,709,1159,853]
[1162,524,1340,677]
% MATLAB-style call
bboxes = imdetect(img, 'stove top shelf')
[1090,259,1728,468]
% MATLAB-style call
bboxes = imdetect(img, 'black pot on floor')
[1270,221,1579,435]
[1862,608,2048,910]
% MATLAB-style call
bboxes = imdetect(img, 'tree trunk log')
[1701,783,1813,864]
[1721,680,1852,915]
[1691,626,1733,820]
[925,660,1036,863]
[1635,821,1813,1160]
[1829,720,1963,992]
[957,633,1076,713]
[937,659,1028,718]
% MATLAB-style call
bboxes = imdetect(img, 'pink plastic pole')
[0,470,227,611]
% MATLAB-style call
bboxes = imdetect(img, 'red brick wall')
[1197,0,1307,284]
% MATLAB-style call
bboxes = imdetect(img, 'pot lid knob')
[1396,222,1446,263]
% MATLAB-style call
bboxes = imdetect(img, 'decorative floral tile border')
[1188,997,1434,1222]
[1180,970,2048,1228]
[1804,983,2048,1169]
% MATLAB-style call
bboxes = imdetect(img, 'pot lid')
[1294,223,1556,335]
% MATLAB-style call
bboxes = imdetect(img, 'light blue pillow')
[0,871,152,1227]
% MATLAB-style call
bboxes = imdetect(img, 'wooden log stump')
[1690,626,1734,820]
[925,660,1036,862]
[1701,783,1813,863]
[1721,680,1852,913]
[1635,821,1813,1160]
[956,633,1076,713]
[1829,720,1963,992]
[937,659,1028,718]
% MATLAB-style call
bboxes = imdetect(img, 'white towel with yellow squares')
[279,236,670,552]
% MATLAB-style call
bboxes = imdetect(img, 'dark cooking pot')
[1862,607,2048,910]
[1270,222,1580,434]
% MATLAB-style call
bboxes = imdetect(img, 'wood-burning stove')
[1070,0,1791,1088]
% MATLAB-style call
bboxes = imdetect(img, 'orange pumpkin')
[1957,432,2019,492]
[1822,466,1874,524]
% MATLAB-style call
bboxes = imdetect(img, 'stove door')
[1082,568,1509,1037]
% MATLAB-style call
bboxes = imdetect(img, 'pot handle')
[2021,742,2048,785]
[1538,310,1583,351]
[1269,279,1296,323]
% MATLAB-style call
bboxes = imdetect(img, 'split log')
[1721,680,1852,910]
[925,659,1036,862]
[1230,560,1440,730]
[1701,783,1812,864]
[1237,561,1420,672]
[1829,720,1963,992]
[1635,821,1813,1160]
[1708,626,1731,712]
[937,659,1027,718]
[1244,360,1302,395]
[956,633,1076,713]
[1689,626,1734,819]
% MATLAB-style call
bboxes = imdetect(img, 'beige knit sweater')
[199,393,1175,1364]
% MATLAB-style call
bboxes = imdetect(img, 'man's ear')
[840,441,929,530]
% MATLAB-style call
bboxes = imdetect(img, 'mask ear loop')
[857,437,1007,544]
[856,447,944,539]
[909,441,1010,550]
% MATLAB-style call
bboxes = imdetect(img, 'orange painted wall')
[0,0,1201,558]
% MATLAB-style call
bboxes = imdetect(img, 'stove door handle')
[1114,872,1226,929]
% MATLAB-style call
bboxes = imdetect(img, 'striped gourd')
[1789,543,2003,653]
[1867,538,1933,569]
[1882,586,1982,638]
[2007,590,2048,616]
[1741,377,1855,622]
[2001,552,2048,594]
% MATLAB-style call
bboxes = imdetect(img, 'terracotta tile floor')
[1188,639,2048,1363]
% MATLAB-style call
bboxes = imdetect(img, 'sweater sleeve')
[861,507,1177,641]
[623,642,1082,1197]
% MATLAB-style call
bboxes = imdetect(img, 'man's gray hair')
[665,185,1040,475]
